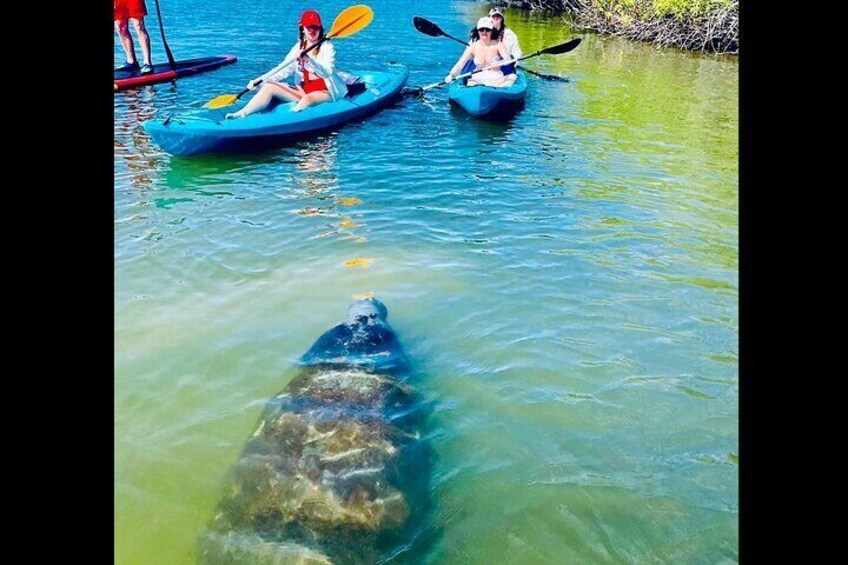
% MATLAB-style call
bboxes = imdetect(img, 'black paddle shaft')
[153,0,177,69]
[402,36,581,96]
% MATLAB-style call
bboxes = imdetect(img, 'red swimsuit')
[299,60,327,94]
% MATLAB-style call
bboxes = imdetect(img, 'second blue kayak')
[144,66,409,156]
[448,71,527,119]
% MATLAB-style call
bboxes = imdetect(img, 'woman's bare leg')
[271,83,305,100]
[471,71,508,88]
[500,74,517,87]
[292,91,331,112]
[226,83,302,119]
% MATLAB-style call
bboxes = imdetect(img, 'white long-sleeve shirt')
[501,28,523,63]
[260,40,348,101]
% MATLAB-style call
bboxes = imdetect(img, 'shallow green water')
[115,1,738,562]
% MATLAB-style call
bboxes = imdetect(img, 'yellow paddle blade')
[328,5,374,39]
[205,94,239,109]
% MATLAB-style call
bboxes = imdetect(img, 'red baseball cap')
[300,10,322,27]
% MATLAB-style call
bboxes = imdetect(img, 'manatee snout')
[346,297,388,325]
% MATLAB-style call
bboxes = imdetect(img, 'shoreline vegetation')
[496,0,739,54]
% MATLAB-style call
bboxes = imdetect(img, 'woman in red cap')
[226,9,348,119]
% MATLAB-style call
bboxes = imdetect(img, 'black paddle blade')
[413,16,444,37]
[401,86,425,97]
[524,68,571,83]
[539,38,582,56]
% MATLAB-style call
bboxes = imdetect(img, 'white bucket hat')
[476,16,495,30]
[489,7,505,17]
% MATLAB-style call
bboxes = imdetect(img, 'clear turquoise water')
[115,1,738,563]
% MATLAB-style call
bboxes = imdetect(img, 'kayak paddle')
[412,16,572,84]
[205,5,374,109]
[403,37,582,95]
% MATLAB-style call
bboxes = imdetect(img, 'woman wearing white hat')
[488,7,523,75]
[444,16,515,87]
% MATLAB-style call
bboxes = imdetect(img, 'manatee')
[198,298,430,564]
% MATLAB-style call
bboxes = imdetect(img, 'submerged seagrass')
[199,298,430,564]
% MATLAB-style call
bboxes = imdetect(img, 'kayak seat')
[338,70,367,97]
[345,81,367,96]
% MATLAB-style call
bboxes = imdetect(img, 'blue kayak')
[448,70,527,119]
[144,66,408,156]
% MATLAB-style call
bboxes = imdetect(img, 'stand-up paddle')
[153,0,177,69]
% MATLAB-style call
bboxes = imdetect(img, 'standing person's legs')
[114,13,138,67]
[130,18,152,69]
[125,1,152,71]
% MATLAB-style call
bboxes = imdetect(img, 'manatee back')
[299,320,410,375]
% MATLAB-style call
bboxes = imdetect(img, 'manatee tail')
[198,530,333,564]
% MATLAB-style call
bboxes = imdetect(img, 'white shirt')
[260,40,348,101]
[501,28,523,62]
